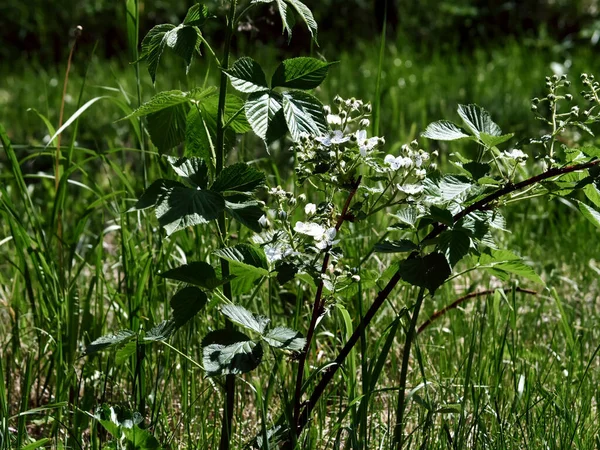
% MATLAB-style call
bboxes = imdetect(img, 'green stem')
[215,2,238,450]
[393,286,426,450]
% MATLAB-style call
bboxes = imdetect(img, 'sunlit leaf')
[263,327,306,351]
[202,330,263,376]
[271,57,335,90]
[282,90,328,141]
[457,104,502,138]
[85,330,136,356]
[422,120,471,141]
[221,304,270,334]
[225,57,269,93]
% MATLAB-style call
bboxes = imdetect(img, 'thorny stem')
[417,287,537,335]
[287,157,599,443]
[216,2,237,450]
[292,176,362,431]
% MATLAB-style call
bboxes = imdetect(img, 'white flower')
[356,130,380,157]
[315,227,338,250]
[384,154,412,170]
[504,149,528,163]
[414,168,427,179]
[264,244,292,264]
[397,184,424,195]
[327,114,342,125]
[294,222,339,249]
[258,215,270,229]
[294,221,325,238]
[316,130,350,147]
[304,203,317,216]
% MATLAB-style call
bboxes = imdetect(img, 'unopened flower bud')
[565,94,573,101]
[258,215,270,229]
[277,210,287,220]
[298,193,307,203]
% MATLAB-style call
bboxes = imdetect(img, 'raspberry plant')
[79,2,600,449]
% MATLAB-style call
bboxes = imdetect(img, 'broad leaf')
[271,57,334,89]
[135,179,181,210]
[145,319,177,341]
[211,163,266,193]
[160,262,229,289]
[139,24,175,84]
[165,24,202,73]
[165,156,209,188]
[428,205,454,226]
[225,57,269,93]
[147,103,188,152]
[225,199,265,232]
[263,327,306,351]
[202,330,263,376]
[422,120,471,141]
[245,91,287,144]
[578,201,600,228]
[424,174,475,203]
[479,132,514,147]
[154,182,225,235]
[125,90,190,118]
[85,330,136,356]
[170,286,208,327]
[438,228,472,267]
[185,106,213,163]
[183,3,211,26]
[374,239,418,253]
[287,0,318,42]
[463,161,490,180]
[397,252,451,293]
[457,104,502,138]
[221,304,270,334]
[282,90,328,141]
[479,248,544,285]
[214,244,269,295]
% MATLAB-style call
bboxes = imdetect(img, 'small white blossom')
[258,215,270,229]
[294,222,339,249]
[397,184,424,195]
[264,244,293,264]
[384,154,412,170]
[415,168,427,179]
[316,130,350,147]
[504,149,528,164]
[304,203,317,216]
[327,114,342,125]
[356,130,380,157]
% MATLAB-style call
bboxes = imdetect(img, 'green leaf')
[183,3,211,26]
[457,104,502,138]
[185,106,213,163]
[202,330,263,376]
[271,57,334,90]
[145,320,177,342]
[125,90,189,118]
[165,24,202,73]
[85,330,136,356]
[282,90,328,141]
[165,156,209,188]
[478,249,544,285]
[424,174,474,203]
[374,239,418,253]
[225,200,265,232]
[580,146,600,158]
[147,102,188,152]
[170,286,208,327]
[263,327,306,351]
[422,120,471,141]
[245,91,287,144]
[390,207,419,229]
[397,252,451,293]
[134,179,181,210]
[221,304,270,334]
[20,439,52,450]
[139,23,175,84]
[479,132,514,147]
[438,228,472,267]
[578,201,600,228]
[463,161,490,180]
[428,205,454,226]
[211,163,266,193]
[286,0,318,42]
[214,244,269,295]
[275,0,295,38]
[154,182,225,235]
[160,262,229,289]
[584,184,600,209]
[225,57,269,93]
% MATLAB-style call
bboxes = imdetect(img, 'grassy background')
[2,2,600,449]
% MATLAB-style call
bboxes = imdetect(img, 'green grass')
[1,31,600,450]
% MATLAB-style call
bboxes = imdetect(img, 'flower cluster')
[293,96,385,186]
[382,140,434,199]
